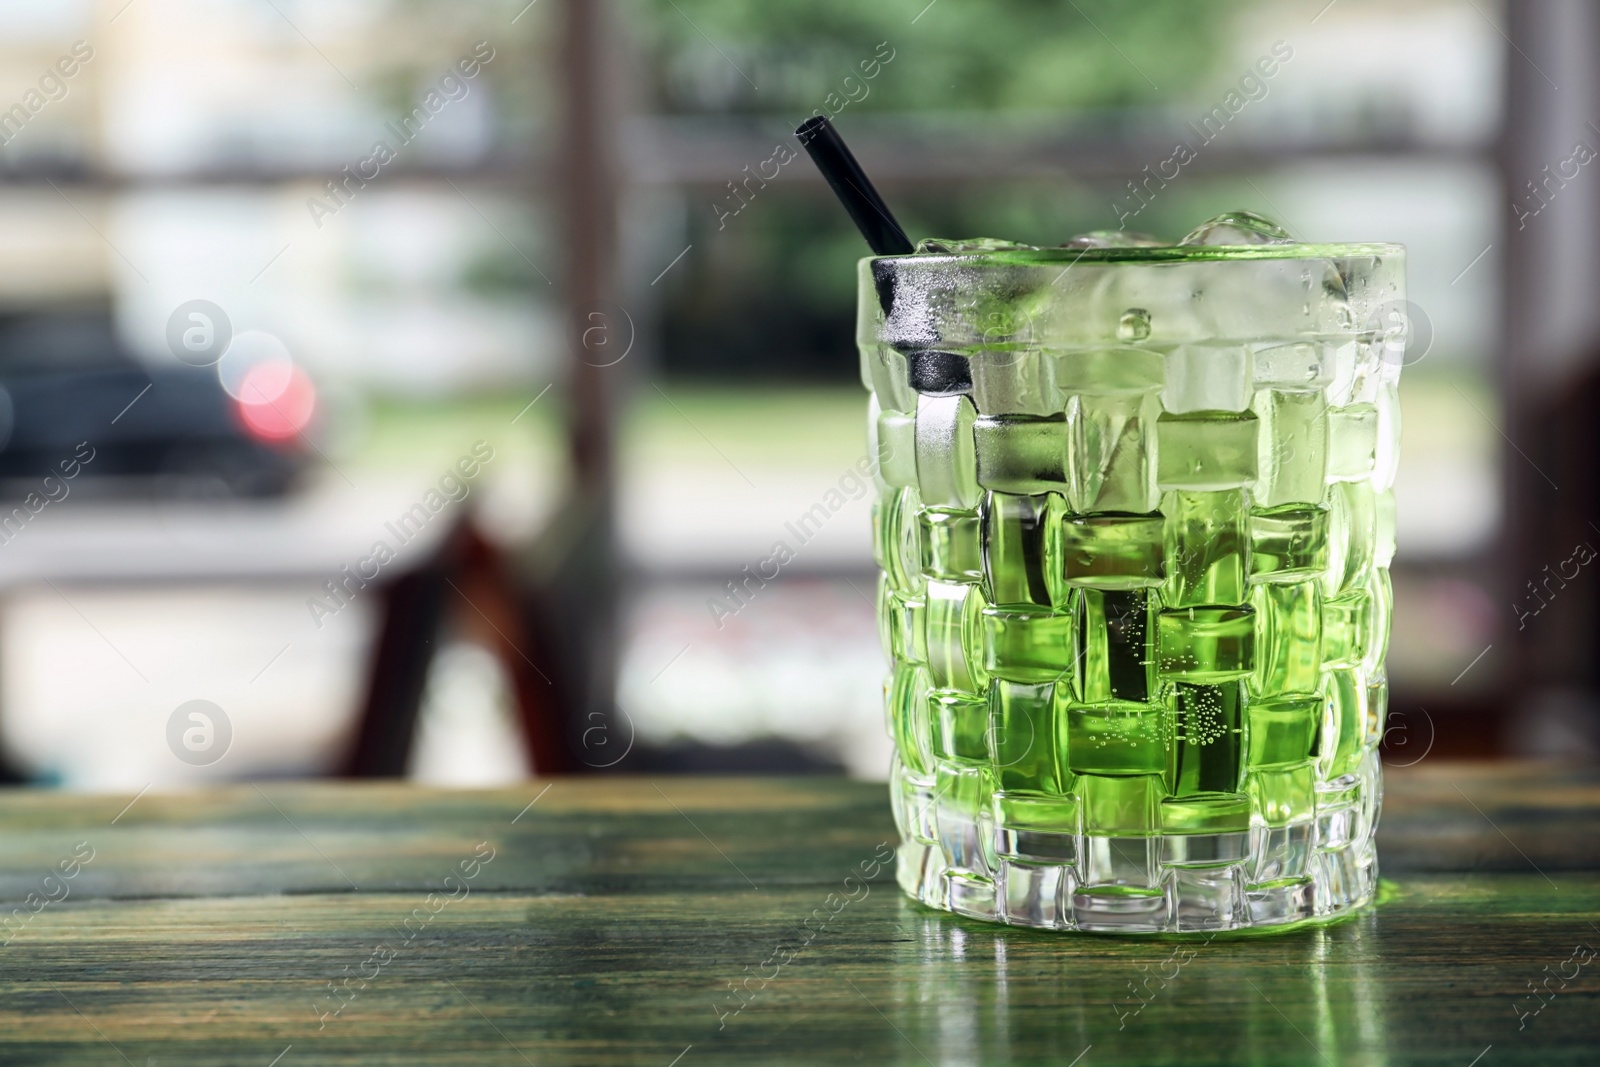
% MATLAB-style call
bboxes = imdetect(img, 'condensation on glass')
[862,233,1404,932]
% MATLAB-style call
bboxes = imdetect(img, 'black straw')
[796,116,913,256]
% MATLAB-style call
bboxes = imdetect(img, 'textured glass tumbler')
[864,240,1404,932]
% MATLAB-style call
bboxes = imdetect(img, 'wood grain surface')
[0,763,1594,1065]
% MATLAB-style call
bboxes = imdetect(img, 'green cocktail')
[866,214,1402,932]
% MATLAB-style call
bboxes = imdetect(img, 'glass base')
[902,831,1376,934]
[902,777,1376,934]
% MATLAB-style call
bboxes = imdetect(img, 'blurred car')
[0,309,304,498]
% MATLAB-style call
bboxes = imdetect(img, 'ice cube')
[916,237,1038,254]
[1117,308,1152,342]
[1178,210,1295,246]
[1058,230,1163,249]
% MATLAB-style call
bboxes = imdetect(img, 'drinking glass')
[865,231,1403,932]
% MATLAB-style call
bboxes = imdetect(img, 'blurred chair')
[342,515,575,776]
[0,491,579,786]
[348,0,628,779]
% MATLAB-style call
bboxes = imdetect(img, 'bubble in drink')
[1179,209,1295,246]
[1117,308,1152,343]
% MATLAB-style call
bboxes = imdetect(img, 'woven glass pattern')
[865,239,1404,932]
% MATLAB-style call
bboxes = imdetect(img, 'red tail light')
[235,362,315,442]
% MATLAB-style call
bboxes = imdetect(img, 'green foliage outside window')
[636,0,1244,114]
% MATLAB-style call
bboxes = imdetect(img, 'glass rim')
[864,242,1404,267]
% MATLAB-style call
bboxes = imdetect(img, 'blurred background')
[0,0,1583,790]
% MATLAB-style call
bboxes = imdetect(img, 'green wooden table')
[0,763,1595,1065]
